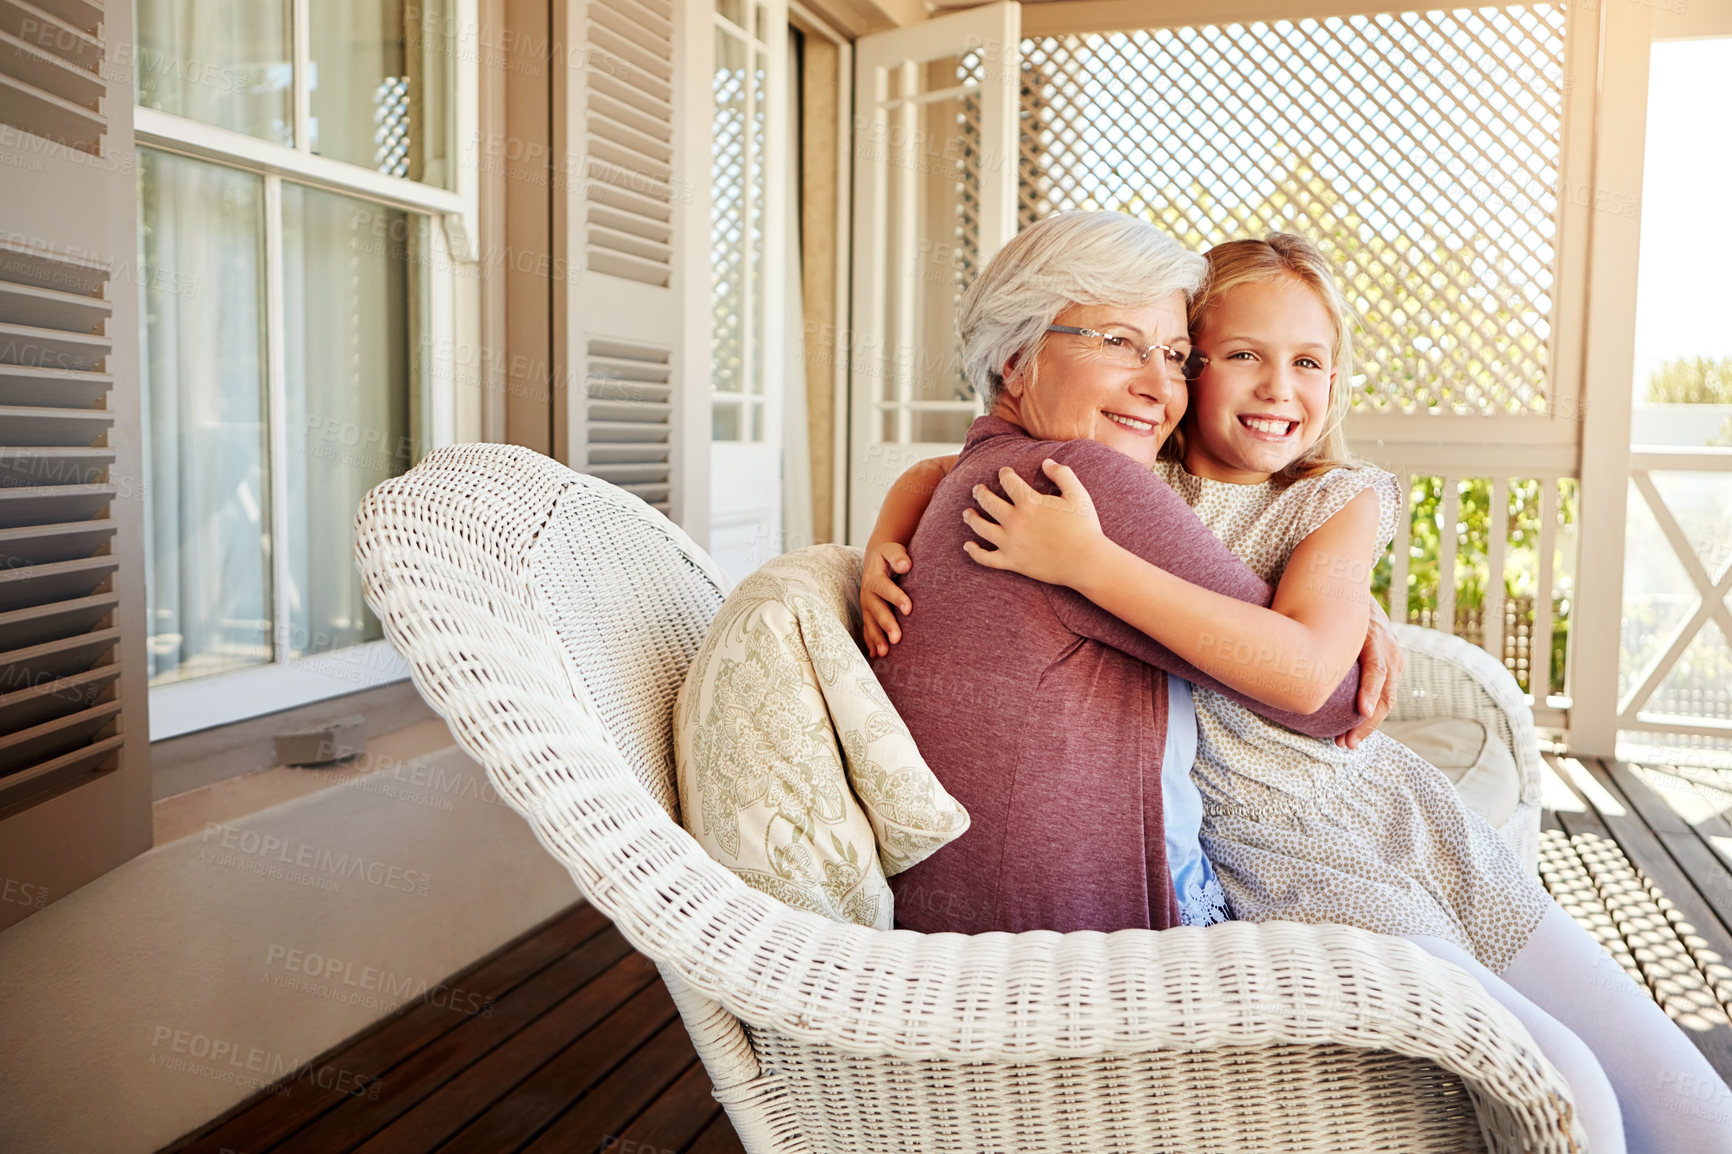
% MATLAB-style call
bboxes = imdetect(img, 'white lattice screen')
[1001,5,1570,418]
[934,8,1581,704]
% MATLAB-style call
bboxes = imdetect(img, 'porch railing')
[1371,462,1578,734]
[1617,447,1732,761]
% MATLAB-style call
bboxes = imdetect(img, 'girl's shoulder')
[1288,463,1400,504]
[1279,464,1403,558]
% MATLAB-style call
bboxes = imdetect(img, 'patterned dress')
[1156,459,1550,973]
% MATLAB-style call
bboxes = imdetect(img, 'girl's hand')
[861,540,913,658]
[963,459,1107,587]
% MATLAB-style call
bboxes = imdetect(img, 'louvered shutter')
[552,0,692,526]
[583,0,675,289]
[0,0,106,154]
[585,337,673,511]
[0,0,152,928]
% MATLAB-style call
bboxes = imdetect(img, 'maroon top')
[877,416,1364,935]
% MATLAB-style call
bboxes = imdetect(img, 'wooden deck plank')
[1556,758,1732,1076]
[271,924,638,1153]
[350,950,663,1154]
[1603,760,1696,834]
[1653,830,1732,998]
[597,1061,723,1154]
[1616,760,1732,898]
[518,1019,701,1154]
[687,1111,750,1154]
[175,902,610,1154]
[1582,760,1732,953]
[438,979,684,1154]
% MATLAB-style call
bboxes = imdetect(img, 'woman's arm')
[965,459,1377,714]
[940,438,1362,739]
[861,454,958,657]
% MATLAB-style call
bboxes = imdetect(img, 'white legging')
[1407,900,1732,1153]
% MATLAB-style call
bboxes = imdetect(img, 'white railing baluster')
[1438,476,1459,637]
[1486,477,1509,662]
[1390,470,1412,623]
[1534,481,1558,702]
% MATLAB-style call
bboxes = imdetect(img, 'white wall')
[0,736,579,1153]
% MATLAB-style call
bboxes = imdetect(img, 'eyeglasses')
[1045,324,1208,381]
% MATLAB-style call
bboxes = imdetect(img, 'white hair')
[958,211,1207,407]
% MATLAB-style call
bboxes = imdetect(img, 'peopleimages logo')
[198,824,432,896]
[147,1026,382,1099]
[263,945,494,1017]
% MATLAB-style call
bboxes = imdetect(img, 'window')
[134,0,471,738]
[705,0,790,582]
[710,0,772,444]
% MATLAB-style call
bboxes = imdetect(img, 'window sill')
[148,640,410,743]
[151,714,457,847]
[150,676,436,802]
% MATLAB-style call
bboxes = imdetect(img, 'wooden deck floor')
[1537,753,1732,1080]
[160,902,746,1154]
[162,753,1732,1153]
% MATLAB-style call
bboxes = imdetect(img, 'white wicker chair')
[354,443,1583,1154]
[1388,624,1546,873]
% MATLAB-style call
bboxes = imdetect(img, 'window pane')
[712,399,741,441]
[309,0,453,184]
[138,150,273,684]
[135,0,293,146]
[282,185,416,659]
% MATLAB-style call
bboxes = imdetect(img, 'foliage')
[1371,477,1576,694]
[1646,356,1732,405]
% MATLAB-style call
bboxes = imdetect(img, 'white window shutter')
[0,0,153,927]
[552,0,689,524]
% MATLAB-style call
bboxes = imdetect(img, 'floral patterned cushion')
[673,545,970,929]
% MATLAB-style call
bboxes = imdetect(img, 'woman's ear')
[1000,352,1025,398]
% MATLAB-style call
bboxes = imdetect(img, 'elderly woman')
[872,211,1396,936]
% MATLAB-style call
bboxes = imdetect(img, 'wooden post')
[1569,0,1652,756]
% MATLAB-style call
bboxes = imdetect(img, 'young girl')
[864,233,1732,1153]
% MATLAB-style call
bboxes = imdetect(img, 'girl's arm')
[861,454,958,657]
[964,459,1377,714]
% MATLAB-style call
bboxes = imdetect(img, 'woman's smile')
[1102,410,1161,434]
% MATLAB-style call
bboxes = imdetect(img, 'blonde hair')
[1170,232,1361,481]
[958,211,1206,408]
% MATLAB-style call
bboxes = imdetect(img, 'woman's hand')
[1336,602,1404,749]
[861,540,913,658]
[963,459,1108,587]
